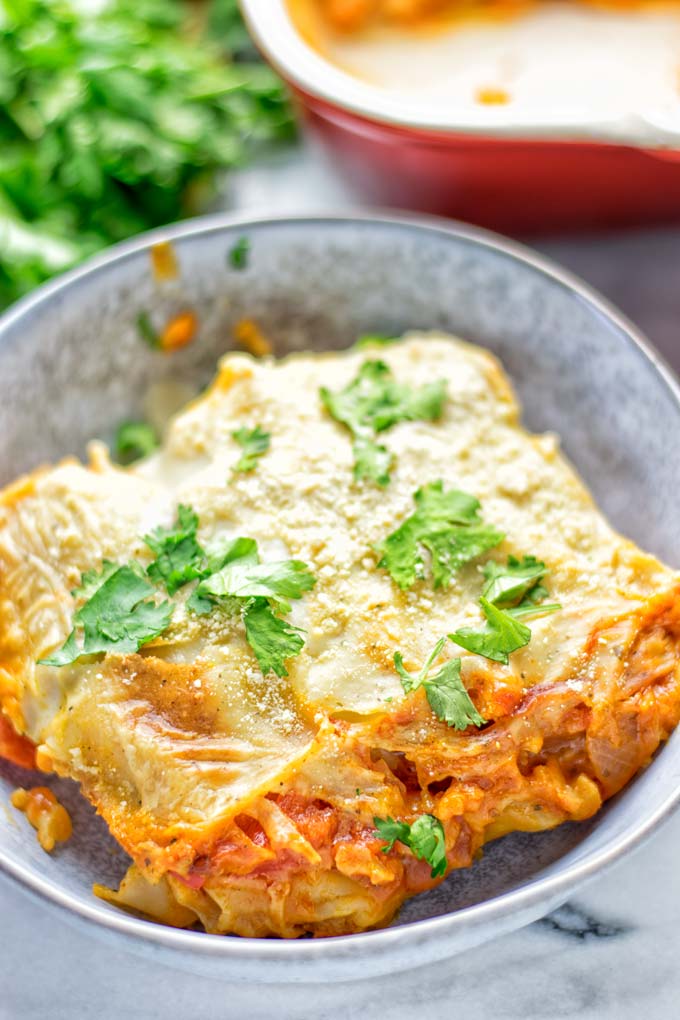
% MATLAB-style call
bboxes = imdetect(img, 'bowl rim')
[2,208,680,974]
[240,0,680,146]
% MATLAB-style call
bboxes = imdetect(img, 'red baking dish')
[241,0,680,233]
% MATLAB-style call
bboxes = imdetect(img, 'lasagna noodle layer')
[0,334,678,937]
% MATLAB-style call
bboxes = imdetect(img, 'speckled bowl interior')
[1,214,679,983]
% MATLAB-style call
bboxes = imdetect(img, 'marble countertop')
[3,143,680,1019]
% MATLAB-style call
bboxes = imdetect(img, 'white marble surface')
[3,142,680,1018]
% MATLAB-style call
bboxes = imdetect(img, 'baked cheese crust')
[1,333,678,937]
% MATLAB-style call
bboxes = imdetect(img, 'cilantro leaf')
[375,481,504,590]
[228,236,250,270]
[144,505,206,596]
[114,421,159,465]
[243,601,306,677]
[352,334,398,350]
[205,535,259,575]
[352,435,393,487]
[193,555,315,614]
[137,311,160,350]
[507,600,562,620]
[40,564,173,666]
[424,663,486,730]
[482,555,548,607]
[408,815,448,878]
[186,535,260,615]
[449,597,531,665]
[72,560,120,601]
[0,0,294,310]
[374,814,447,878]
[450,550,561,664]
[394,638,485,730]
[232,426,270,473]
[373,816,411,852]
[40,630,80,668]
[320,360,446,485]
[187,534,315,675]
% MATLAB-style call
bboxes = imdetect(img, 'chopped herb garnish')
[449,554,561,663]
[137,311,160,349]
[374,814,447,878]
[394,638,485,730]
[228,236,250,270]
[144,505,206,596]
[188,535,315,677]
[0,0,294,311]
[39,563,173,667]
[232,425,270,473]
[243,602,306,678]
[72,560,120,601]
[192,555,315,614]
[352,334,398,350]
[320,360,446,486]
[375,481,504,590]
[449,597,532,665]
[114,421,159,465]
[449,596,560,664]
[482,555,549,608]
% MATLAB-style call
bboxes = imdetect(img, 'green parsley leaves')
[374,814,447,878]
[114,421,159,465]
[320,360,446,486]
[228,236,250,270]
[144,504,206,596]
[395,639,485,730]
[188,537,315,677]
[232,426,270,473]
[39,564,173,667]
[375,481,504,590]
[449,555,561,664]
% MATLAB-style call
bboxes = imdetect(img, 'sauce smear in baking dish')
[288,0,680,122]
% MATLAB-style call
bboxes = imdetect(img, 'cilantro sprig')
[187,534,315,677]
[143,504,315,676]
[375,481,504,590]
[40,563,173,666]
[449,555,561,664]
[232,426,270,473]
[449,597,532,665]
[243,602,306,677]
[42,504,316,678]
[395,639,485,730]
[320,360,446,486]
[143,504,206,596]
[374,814,447,878]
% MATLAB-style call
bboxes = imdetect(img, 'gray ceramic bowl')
[0,213,679,983]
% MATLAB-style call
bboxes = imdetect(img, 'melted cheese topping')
[0,333,679,937]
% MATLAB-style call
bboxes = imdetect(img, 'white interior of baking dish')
[242,0,680,146]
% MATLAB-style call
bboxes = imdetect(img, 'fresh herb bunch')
[0,0,294,308]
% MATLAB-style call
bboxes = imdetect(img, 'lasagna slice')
[0,334,678,937]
